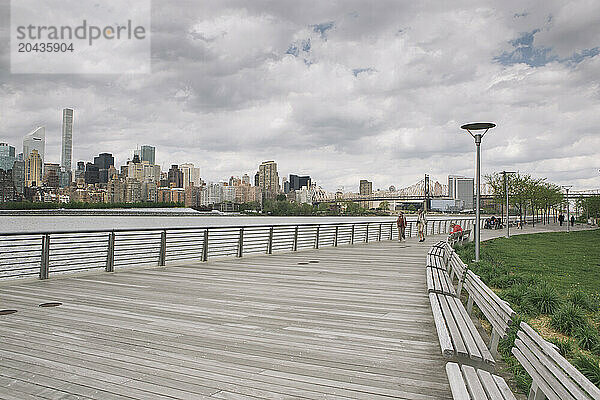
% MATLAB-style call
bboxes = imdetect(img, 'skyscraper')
[25,149,42,187]
[23,127,45,164]
[61,108,74,171]
[289,174,311,191]
[258,161,279,200]
[448,175,474,210]
[0,143,16,171]
[140,145,155,164]
[180,163,201,188]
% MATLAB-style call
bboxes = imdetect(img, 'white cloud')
[1,0,599,191]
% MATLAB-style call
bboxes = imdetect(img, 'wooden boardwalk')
[0,234,452,400]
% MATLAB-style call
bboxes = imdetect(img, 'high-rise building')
[0,143,16,171]
[289,174,311,191]
[75,161,85,180]
[43,163,60,188]
[0,169,18,202]
[448,175,474,210]
[12,160,24,194]
[359,180,373,195]
[359,179,373,209]
[180,163,201,188]
[61,108,74,171]
[242,174,250,185]
[168,165,183,188]
[258,161,279,200]
[94,153,114,170]
[23,127,45,164]
[139,145,155,164]
[84,162,100,184]
[25,149,43,187]
[94,153,115,184]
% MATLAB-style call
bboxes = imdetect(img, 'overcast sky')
[1,0,599,192]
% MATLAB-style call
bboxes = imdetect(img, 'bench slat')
[512,345,563,400]
[516,331,581,400]
[520,322,600,398]
[477,369,505,399]
[446,363,471,400]
[429,293,454,358]
[450,295,495,365]
[439,294,469,358]
[462,365,487,399]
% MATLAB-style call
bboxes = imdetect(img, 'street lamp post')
[501,171,516,238]
[562,185,572,232]
[461,122,496,262]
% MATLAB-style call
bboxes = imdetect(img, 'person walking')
[570,215,575,227]
[396,211,407,241]
[558,213,564,226]
[417,209,427,242]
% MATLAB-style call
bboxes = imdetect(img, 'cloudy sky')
[1,0,599,192]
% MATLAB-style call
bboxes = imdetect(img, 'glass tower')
[61,108,74,171]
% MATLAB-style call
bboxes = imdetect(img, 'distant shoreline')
[0,208,225,217]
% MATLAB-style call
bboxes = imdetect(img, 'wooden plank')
[445,363,470,400]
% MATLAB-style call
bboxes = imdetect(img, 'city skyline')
[1,1,599,192]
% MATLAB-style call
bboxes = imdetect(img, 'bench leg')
[490,329,500,358]
[466,295,473,316]
[456,280,463,298]
[528,383,547,400]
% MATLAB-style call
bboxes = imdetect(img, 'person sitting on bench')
[449,223,463,235]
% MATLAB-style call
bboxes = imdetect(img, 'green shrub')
[498,314,527,358]
[568,290,599,313]
[551,303,588,335]
[575,324,600,353]
[529,283,563,314]
[512,363,533,394]
[572,354,600,387]
[548,337,577,359]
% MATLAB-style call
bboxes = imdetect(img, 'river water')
[0,211,475,234]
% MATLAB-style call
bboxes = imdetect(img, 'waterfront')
[0,211,474,234]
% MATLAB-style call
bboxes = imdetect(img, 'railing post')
[158,230,167,266]
[334,226,338,247]
[378,223,382,241]
[202,229,209,262]
[106,232,115,272]
[237,228,244,257]
[389,223,393,240]
[267,226,273,254]
[40,234,50,280]
[365,223,369,243]
[293,226,299,251]
[315,226,320,249]
[351,224,355,244]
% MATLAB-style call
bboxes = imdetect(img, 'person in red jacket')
[449,223,463,234]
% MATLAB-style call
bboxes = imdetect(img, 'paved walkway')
[0,221,594,399]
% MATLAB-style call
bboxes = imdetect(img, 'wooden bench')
[427,241,450,270]
[446,362,517,400]
[427,267,456,297]
[429,291,495,368]
[447,251,469,297]
[448,231,463,246]
[512,322,600,400]
[463,270,516,357]
[461,229,471,243]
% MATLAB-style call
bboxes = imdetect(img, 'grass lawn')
[479,229,600,294]
[455,229,600,393]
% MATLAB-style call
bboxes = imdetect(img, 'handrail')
[0,217,476,281]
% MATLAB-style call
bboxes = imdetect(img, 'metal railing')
[0,218,476,281]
